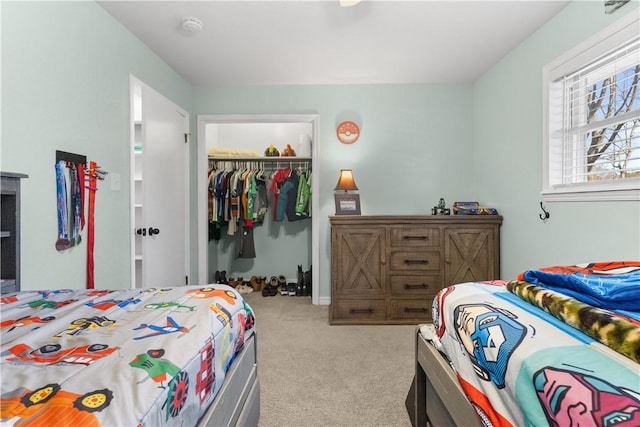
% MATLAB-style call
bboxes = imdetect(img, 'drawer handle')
[404,259,428,265]
[404,307,429,313]
[404,283,429,290]
[349,308,374,315]
[403,236,428,241]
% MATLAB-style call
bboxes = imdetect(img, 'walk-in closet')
[197,115,319,303]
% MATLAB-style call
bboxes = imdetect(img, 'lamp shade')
[334,169,358,192]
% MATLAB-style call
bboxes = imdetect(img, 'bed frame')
[414,327,482,427]
[198,333,260,427]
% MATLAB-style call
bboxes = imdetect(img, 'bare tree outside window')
[544,11,639,201]
[585,64,640,180]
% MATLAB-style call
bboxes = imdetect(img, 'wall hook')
[539,202,550,222]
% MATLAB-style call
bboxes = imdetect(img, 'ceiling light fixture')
[182,16,203,34]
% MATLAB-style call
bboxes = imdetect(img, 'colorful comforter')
[0,285,255,426]
[518,261,640,311]
[428,271,640,427]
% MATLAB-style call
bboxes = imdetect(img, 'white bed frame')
[198,333,260,427]
[414,327,482,427]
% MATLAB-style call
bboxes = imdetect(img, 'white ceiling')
[98,0,570,86]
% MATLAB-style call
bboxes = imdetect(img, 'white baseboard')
[317,296,330,306]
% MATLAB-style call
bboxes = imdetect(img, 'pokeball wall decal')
[336,121,360,144]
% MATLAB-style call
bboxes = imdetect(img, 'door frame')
[197,114,320,304]
[129,75,190,288]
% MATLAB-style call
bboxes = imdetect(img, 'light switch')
[111,173,121,191]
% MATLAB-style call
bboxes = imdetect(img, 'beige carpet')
[243,292,415,427]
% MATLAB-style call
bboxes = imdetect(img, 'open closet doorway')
[197,115,320,304]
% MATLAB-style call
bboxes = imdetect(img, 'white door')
[131,78,189,288]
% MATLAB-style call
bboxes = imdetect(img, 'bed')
[0,284,259,426]
[414,261,640,427]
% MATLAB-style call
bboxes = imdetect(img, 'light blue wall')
[3,1,638,296]
[1,1,192,290]
[473,0,640,278]
[193,84,474,298]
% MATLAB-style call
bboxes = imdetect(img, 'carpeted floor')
[243,292,415,427]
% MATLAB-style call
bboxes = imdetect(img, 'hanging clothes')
[254,177,268,225]
[236,218,256,259]
[276,169,298,222]
[207,158,311,258]
[295,171,311,220]
[269,167,291,221]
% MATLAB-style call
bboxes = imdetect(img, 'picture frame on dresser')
[334,193,361,215]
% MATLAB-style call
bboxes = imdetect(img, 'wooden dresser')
[329,215,502,325]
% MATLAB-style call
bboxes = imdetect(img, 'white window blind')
[543,10,640,201]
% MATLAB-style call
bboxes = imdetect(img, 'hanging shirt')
[276,170,299,222]
[242,171,257,227]
[254,177,268,225]
[269,167,291,221]
[295,172,310,219]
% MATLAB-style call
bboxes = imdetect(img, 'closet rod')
[209,160,311,172]
[208,156,311,161]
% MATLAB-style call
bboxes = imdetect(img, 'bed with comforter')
[415,261,640,427]
[0,284,258,426]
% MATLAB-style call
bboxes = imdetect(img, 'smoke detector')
[182,16,203,34]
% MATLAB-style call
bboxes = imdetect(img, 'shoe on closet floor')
[276,275,286,294]
[261,286,270,297]
[259,276,268,291]
[287,283,296,296]
[250,276,262,292]
[236,283,253,294]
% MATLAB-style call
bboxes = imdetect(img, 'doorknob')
[136,228,146,236]
[148,227,160,236]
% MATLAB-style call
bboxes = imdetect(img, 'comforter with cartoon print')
[0,285,255,426]
[428,262,640,427]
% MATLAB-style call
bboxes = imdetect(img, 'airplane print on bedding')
[0,285,255,426]
[430,268,640,427]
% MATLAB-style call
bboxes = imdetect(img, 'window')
[543,11,639,201]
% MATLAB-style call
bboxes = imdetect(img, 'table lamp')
[334,169,361,215]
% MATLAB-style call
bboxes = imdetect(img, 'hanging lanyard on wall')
[55,160,71,251]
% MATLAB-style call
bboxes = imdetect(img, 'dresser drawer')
[332,299,387,322]
[389,275,441,297]
[390,227,440,248]
[389,299,432,321]
[390,251,440,271]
